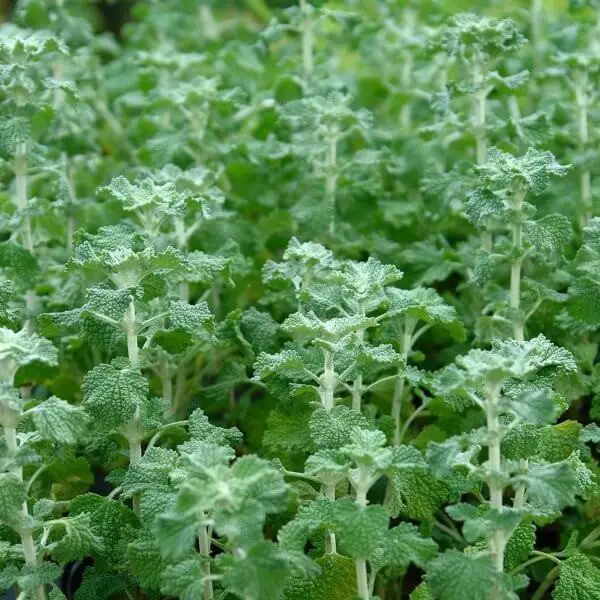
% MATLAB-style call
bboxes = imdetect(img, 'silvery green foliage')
[1,1,599,600]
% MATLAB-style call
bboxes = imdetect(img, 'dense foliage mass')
[1,0,600,599]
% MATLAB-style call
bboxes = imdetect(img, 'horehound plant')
[0,1,600,599]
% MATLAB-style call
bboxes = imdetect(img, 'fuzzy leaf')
[30,397,88,444]
[82,364,148,431]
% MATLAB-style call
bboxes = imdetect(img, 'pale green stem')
[356,559,369,600]
[300,0,314,78]
[400,9,415,133]
[145,420,188,452]
[173,367,188,418]
[5,425,46,600]
[173,217,190,416]
[198,525,214,600]
[125,299,139,369]
[472,61,487,167]
[531,0,544,69]
[326,132,338,236]
[124,298,142,514]
[174,217,190,301]
[325,482,337,554]
[319,345,338,553]
[509,193,527,520]
[472,59,492,252]
[575,77,592,225]
[510,189,525,343]
[485,384,507,595]
[531,565,559,600]
[354,467,370,599]
[392,318,415,445]
[398,401,428,445]
[199,4,220,40]
[160,354,173,409]
[579,523,600,548]
[320,348,336,411]
[351,301,366,413]
[67,215,75,250]
[15,142,36,334]
[16,142,33,254]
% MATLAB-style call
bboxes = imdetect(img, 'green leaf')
[505,523,536,572]
[187,408,243,447]
[525,214,572,256]
[220,540,318,600]
[30,397,88,444]
[74,566,135,600]
[328,257,403,300]
[0,473,25,527]
[309,405,370,450]
[439,14,525,60]
[168,300,215,333]
[17,563,62,595]
[517,461,577,513]
[455,335,576,385]
[411,583,434,600]
[446,505,523,544]
[47,514,104,563]
[254,348,306,379]
[99,174,187,217]
[582,423,600,444]
[369,522,438,573]
[386,287,465,340]
[506,389,557,426]
[161,557,205,600]
[127,529,166,590]
[82,363,148,431]
[476,147,569,195]
[552,553,600,600]
[538,421,582,462]
[0,242,39,280]
[0,327,57,381]
[282,312,377,341]
[263,402,313,453]
[465,188,504,228]
[283,553,357,600]
[332,500,389,558]
[69,494,139,566]
[427,549,505,600]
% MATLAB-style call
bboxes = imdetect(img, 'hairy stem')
[351,300,366,413]
[321,348,336,411]
[15,142,37,334]
[575,77,592,225]
[485,384,507,594]
[16,143,33,254]
[510,189,525,342]
[160,354,173,408]
[125,299,139,369]
[531,0,544,70]
[198,525,214,600]
[5,426,47,600]
[472,59,492,252]
[300,0,314,78]
[355,559,369,600]
[392,318,415,445]
[199,4,220,40]
[173,366,188,418]
[325,131,338,236]
[531,565,559,600]
[399,9,416,133]
[324,482,337,554]
[124,298,142,514]
[354,469,370,599]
